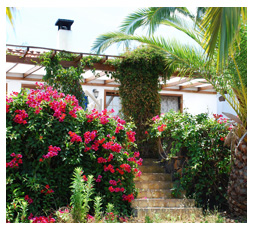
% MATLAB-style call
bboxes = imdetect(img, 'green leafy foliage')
[149,110,231,210]
[70,168,94,222]
[109,46,168,157]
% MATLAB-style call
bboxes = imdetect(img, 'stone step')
[132,207,203,219]
[141,159,161,166]
[134,173,172,182]
[132,198,195,208]
[137,189,172,199]
[138,165,165,173]
[135,180,173,189]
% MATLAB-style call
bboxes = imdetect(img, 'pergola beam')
[104,78,116,84]
[161,78,189,89]
[85,71,106,83]
[6,63,18,73]
[6,55,116,71]
[179,82,205,89]
[198,85,214,91]
[23,66,43,78]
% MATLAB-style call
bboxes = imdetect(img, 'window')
[104,91,122,117]
[104,90,183,116]
[160,94,182,113]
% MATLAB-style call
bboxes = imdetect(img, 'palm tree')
[91,7,247,217]
[6,7,16,27]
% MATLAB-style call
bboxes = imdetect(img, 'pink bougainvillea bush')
[6,84,142,222]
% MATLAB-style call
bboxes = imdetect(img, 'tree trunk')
[227,139,247,217]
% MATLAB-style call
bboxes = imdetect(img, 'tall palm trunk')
[227,138,247,216]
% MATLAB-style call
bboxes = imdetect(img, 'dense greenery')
[6,85,142,222]
[108,46,169,158]
[149,111,231,210]
[40,51,105,109]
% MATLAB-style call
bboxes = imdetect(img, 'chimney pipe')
[55,19,74,51]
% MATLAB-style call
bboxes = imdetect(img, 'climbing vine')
[108,46,170,157]
[40,51,103,109]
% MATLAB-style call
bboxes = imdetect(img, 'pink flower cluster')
[120,163,132,173]
[68,131,82,143]
[42,145,61,159]
[30,215,56,223]
[95,175,102,183]
[102,142,122,153]
[108,186,125,193]
[113,116,126,125]
[115,123,124,133]
[126,131,136,143]
[134,168,142,177]
[6,96,13,113]
[105,212,115,221]
[109,179,121,186]
[116,168,124,175]
[152,115,160,121]
[84,130,97,144]
[41,184,54,195]
[24,84,80,121]
[13,110,28,124]
[104,164,115,173]
[69,106,82,118]
[122,193,134,202]
[127,155,142,166]
[97,157,107,163]
[157,124,167,132]
[87,214,95,222]
[24,195,33,204]
[6,153,23,168]
[97,153,114,164]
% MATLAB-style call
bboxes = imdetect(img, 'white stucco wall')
[160,90,218,117]
[6,80,22,94]
[216,94,237,117]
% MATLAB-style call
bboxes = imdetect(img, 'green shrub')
[6,85,142,222]
[149,110,231,210]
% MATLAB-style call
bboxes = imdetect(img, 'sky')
[6,6,199,55]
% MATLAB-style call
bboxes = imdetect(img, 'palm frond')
[92,32,209,79]
[119,7,193,36]
[161,17,202,45]
[6,7,16,27]
[201,7,247,70]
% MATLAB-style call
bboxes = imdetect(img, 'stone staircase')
[132,158,202,219]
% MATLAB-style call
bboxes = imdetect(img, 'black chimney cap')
[55,19,74,30]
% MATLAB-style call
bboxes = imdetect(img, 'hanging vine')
[108,46,170,157]
[40,51,103,109]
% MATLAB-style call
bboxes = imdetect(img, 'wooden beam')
[179,82,205,89]
[6,55,116,71]
[198,85,214,91]
[74,54,83,62]
[162,88,216,94]
[104,78,116,84]
[23,66,43,78]
[81,82,120,88]
[6,76,43,82]
[85,72,106,83]
[6,63,18,73]
[161,78,189,88]
[22,47,29,58]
